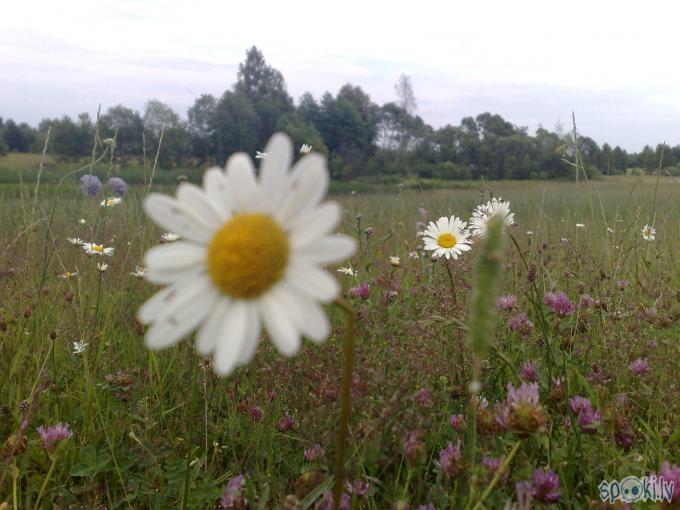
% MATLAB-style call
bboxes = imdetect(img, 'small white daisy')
[131,266,147,277]
[607,227,614,234]
[255,151,267,159]
[337,267,356,276]
[97,263,109,272]
[78,218,87,224]
[469,197,515,237]
[422,216,472,260]
[389,256,401,267]
[408,251,419,260]
[58,271,78,279]
[67,237,84,245]
[82,243,114,256]
[72,340,88,354]
[100,197,122,207]
[138,133,356,376]
[641,224,656,241]
[526,231,534,236]
[300,144,312,155]
[576,223,585,228]
[161,232,180,243]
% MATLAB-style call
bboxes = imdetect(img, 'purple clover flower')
[508,313,534,337]
[349,282,370,299]
[276,414,296,431]
[531,468,561,504]
[318,490,350,510]
[569,395,601,433]
[659,461,680,504]
[544,291,575,316]
[80,174,102,197]
[520,361,539,382]
[403,431,426,464]
[37,422,72,453]
[628,358,649,376]
[435,439,463,477]
[304,443,325,462]
[414,388,434,408]
[579,294,594,309]
[108,177,128,197]
[496,294,518,310]
[450,414,465,432]
[220,475,247,509]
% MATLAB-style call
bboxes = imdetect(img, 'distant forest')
[1,47,678,180]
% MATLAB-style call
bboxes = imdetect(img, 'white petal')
[259,133,292,213]
[295,235,357,265]
[202,167,232,217]
[144,242,206,284]
[290,202,341,248]
[213,300,250,376]
[144,277,218,349]
[284,289,330,343]
[195,297,230,356]
[176,183,226,227]
[144,193,214,244]
[237,302,261,366]
[259,292,301,356]
[275,153,328,227]
[286,262,340,302]
[225,153,260,212]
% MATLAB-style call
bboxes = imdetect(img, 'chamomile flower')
[97,263,109,272]
[138,133,356,376]
[58,271,78,279]
[422,216,472,260]
[300,144,312,154]
[82,243,114,256]
[131,266,146,277]
[72,340,88,354]
[67,237,84,245]
[576,223,585,229]
[641,224,656,241]
[78,218,87,224]
[390,256,401,267]
[100,197,122,207]
[337,267,356,276]
[469,197,514,237]
[161,232,180,243]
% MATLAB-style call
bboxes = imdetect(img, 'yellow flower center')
[437,232,457,248]
[206,213,289,299]
[93,245,104,253]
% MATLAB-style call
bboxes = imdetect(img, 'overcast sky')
[2,0,680,151]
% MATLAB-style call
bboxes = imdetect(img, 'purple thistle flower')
[414,388,433,408]
[37,422,72,453]
[544,291,575,316]
[531,468,561,504]
[450,414,465,432]
[318,490,350,510]
[659,461,680,504]
[435,439,463,477]
[628,358,649,376]
[80,174,102,197]
[304,443,325,462]
[507,313,534,337]
[520,361,539,382]
[108,177,128,197]
[220,475,247,509]
[496,294,518,310]
[349,282,370,299]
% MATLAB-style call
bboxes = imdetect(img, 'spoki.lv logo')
[599,475,674,504]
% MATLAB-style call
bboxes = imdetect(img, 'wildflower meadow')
[1,133,679,510]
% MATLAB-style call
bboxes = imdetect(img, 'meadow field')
[1,157,679,509]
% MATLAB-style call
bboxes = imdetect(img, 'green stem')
[33,456,57,510]
[470,440,522,510]
[332,298,356,508]
[445,260,458,306]
[181,354,199,510]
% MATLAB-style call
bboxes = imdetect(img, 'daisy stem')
[445,260,458,306]
[332,297,356,507]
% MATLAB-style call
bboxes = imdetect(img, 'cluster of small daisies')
[418,197,515,261]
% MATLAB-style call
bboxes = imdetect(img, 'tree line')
[1,47,678,180]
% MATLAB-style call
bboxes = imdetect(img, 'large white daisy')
[469,197,515,237]
[138,133,356,376]
[422,216,472,260]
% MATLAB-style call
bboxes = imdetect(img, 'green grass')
[0,172,679,508]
